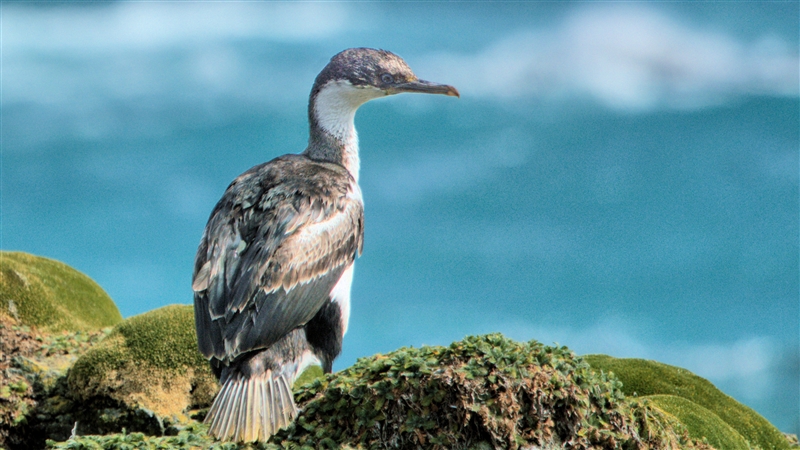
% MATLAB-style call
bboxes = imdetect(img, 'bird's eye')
[381,73,394,84]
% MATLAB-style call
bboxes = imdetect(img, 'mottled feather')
[193,154,364,362]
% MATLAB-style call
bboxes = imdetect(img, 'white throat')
[313,80,384,182]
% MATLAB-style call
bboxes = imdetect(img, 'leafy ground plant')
[273,334,710,450]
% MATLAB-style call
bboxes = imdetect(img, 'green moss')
[646,395,751,450]
[115,304,209,373]
[585,354,790,450]
[293,364,323,389]
[68,305,217,421]
[0,252,122,332]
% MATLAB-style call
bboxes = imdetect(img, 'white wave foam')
[417,6,798,110]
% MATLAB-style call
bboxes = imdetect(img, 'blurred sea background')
[2,1,798,433]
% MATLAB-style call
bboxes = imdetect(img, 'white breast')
[329,263,354,335]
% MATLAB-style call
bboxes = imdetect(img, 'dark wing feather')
[193,154,364,362]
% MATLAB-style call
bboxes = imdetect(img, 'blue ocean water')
[2,2,798,432]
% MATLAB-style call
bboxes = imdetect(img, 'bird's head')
[310,48,458,124]
[307,47,458,160]
[314,47,459,99]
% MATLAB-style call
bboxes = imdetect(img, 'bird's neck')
[303,80,383,183]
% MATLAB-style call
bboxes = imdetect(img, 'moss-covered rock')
[67,305,217,435]
[0,252,122,333]
[44,334,790,450]
[584,354,791,450]
[646,395,751,450]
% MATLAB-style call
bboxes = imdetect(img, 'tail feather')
[205,369,299,442]
[223,378,242,438]
[219,378,240,439]
[247,376,259,440]
[278,375,295,424]
[257,376,269,439]
[274,376,285,426]
[266,375,276,434]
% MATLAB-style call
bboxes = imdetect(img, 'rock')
[584,355,792,450]
[0,252,122,333]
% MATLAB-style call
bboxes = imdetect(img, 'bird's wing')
[192,155,364,362]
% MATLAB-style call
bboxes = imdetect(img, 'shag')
[192,48,458,442]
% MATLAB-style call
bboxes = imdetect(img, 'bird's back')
[193,153,364,366]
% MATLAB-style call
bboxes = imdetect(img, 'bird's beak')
[390,79,460,97]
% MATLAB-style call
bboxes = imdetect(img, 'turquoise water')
[3,2,797,432]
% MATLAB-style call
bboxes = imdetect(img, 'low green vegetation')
[584,355,791,450]
[46,334,798,450]
[49,334,718,450]
[46,423,238,450]
[0,252,122,333]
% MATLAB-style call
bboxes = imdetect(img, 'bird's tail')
[204,370,298,442]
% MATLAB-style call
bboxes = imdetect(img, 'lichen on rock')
[0,313,38,447]
[0,251,122,333]
[0,311,111,449]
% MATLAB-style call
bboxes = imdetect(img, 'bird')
[192,48,458,442]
